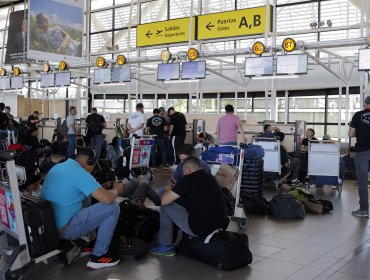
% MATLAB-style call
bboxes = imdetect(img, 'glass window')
[91,0,114,10]
[158,99,188,113]
[90,32,113,53]
[141,1,167,24]
[115,5,138,28]
[202,98,217,113]
[91,10,113,33]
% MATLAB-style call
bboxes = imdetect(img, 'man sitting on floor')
[41,148,124,269]
[172,144,211,182]
[150,156,229,256]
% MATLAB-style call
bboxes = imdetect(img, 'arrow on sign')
[206,22,215,31]
[146,31,153,38]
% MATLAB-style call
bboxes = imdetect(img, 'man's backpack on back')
[60,119,68,136]
[87,114,102,135]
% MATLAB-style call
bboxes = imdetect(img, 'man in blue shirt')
[41,148,124,269]
[172,144,211,182]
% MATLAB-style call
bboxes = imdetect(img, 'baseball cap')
[364,96,370,104]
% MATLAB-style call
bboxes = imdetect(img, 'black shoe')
[86,254,120,269]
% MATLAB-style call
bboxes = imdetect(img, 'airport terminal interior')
[0,0,370,279]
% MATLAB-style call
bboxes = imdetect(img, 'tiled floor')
[11,172,370,279]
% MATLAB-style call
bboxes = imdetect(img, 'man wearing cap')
[41,148,126,269]
[349,96,370,217]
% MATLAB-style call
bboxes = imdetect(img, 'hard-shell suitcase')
[178,230,253,270]
[21,195,60,257]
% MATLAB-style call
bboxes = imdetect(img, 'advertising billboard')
[5,10,27,64]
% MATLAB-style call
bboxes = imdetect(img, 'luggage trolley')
[128,136,155,180]
[0,151,61,280]
[252,137,288,191]
[202,147,247,229]
[305,140,343,196]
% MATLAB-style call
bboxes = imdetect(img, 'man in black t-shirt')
[146,108,169,169]
[28,111,41,128]
[349,96,370,217]
[86,108,106,158]
[168,107,187,164]
[150,156,229,257]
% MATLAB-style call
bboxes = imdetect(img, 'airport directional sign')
[137,18,195,47]
[197,6,272,40]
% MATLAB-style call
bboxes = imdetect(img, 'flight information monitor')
[276,54,308,75]
[157,63,180,81]
[358,49,370,71]
[112,66,131,83]
[181,61,206,79]
[94,68,111,84]
[245,56,274,76]
[11,76,23,89]
[0,78,11,90]
[40,73,55,88]
[55,71,71,87]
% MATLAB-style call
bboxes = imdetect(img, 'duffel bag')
[240,191,270,214]
[303,199,333,214]
[178,230,253,270]
[270,193,305,219]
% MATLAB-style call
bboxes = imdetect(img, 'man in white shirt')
[128,103,146,137]
[67,106,77,158]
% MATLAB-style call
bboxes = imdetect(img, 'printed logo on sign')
[361,112,370,125]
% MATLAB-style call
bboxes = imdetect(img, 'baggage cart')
[0,151,61,280]
[305,140,344,196]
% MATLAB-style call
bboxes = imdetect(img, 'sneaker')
[86,254,120,269]
[80,245,93,258]
[162,164,170,170]
[352,209,369,217]
[65,244,81,265]
[291,179,303,186]
[150,244,176,257]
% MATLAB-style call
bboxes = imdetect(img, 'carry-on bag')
[21,195,60,257]
[178,230,253,270]
[270,193,306,219]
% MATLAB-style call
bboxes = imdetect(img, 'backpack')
[240,192,270,215]
[178,230,253,270]
[87,114,103,135]
[288,187,315,202]
[270,193,305,219]
[220,188,235,216]
[60,119,68,136]
[106,144,119,169]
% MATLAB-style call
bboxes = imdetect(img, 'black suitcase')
[178,230,253,270]
[21,195,60,257]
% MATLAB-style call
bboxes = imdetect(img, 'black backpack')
[220,188,235,216]
[87,114,103,135]
[240,192,270,215]
[270,193,305,219]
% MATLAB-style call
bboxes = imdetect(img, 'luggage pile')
[240,144,264,196]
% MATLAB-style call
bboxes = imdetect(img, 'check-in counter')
[40,119,58,141]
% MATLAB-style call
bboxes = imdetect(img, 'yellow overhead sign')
[197,6,272,40]
[137,18,195,47]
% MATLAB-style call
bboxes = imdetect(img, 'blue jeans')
[151,138,168,166]
[355,150,370,211]
[221,141,237,146]
[159,203,197,246]
[60,202,120,256]
[67,134,76,158]
[89,134,104,159]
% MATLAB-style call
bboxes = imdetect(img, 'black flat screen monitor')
[245,56,274,76]
[276,54,308,75]
[94,68,111,84]
[55,71,71,87]
[157,63,180,81]
[112,66,131,83]
[0,78,10,90]
[11,76,23,89]
[358,49,370,71]
[181,61,206,79]
[40,73,55,88]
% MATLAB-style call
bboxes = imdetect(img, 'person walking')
[216,104,246,145]
[168,107,187,164]
[86,108,106,158]
[66,106,77,158]
[349,96,370,217]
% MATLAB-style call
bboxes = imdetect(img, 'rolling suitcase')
[21,195,60,257]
